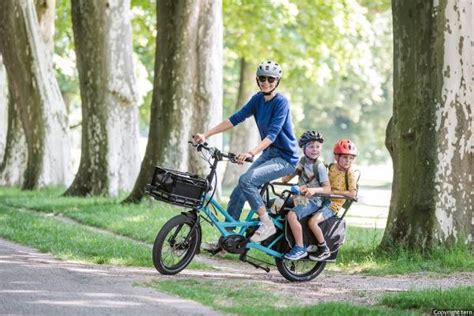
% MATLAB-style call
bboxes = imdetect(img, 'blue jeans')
[293,201,335,221]
[227,147,296,220]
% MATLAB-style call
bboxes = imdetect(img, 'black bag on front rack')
[285,215,346,261]
[145,166,208,208]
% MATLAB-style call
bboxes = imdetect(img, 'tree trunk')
[125,0,223,203]
[35,0,55,63]
[381,0,473,250]
[65,0,139,196]
[222,58,259,188]
[0,57,7,163]
[0,0,71,189]
[189,0,223,192]
[0,68,27,186]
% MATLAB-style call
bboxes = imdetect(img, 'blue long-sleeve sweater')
[229,92,299,165]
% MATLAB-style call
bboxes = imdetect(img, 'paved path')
[0,239,219,316]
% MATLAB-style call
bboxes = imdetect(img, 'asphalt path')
[0,239,219,316]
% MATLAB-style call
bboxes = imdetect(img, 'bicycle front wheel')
[152,214,201,275]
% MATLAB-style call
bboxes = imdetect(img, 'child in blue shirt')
[281,131,331,260]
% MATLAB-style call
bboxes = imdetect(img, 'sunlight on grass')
[0,205,212,271]
[148,279,417,315]
[381,286,474,312]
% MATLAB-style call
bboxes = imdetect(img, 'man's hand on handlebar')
[235,152,254,165]
[192,133,206,144]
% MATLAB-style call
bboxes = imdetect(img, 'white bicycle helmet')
[256,60,283,79]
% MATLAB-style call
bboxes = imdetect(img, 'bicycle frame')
[197,191,286,258]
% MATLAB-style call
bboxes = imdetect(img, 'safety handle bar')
[267,182,358,202]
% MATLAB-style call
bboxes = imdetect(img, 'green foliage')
[130,0,156,132]
[223,2,393,164]
[382,286,474,312]
[50,0,394,164]
[54,0,80,117]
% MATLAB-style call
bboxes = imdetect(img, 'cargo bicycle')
[145,141,357,282]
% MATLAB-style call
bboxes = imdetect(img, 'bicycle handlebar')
[188,141,254,164]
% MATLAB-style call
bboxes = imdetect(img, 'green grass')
[382,286,474,312]
[0,205,152,266]
[0,186,472,275]
[149,279,418,315]
[0,205,210,270]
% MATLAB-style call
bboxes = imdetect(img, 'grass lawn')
[148,279,473,315]
[148,279,418,316]
[381,286,474,312]
[0,186,472,275]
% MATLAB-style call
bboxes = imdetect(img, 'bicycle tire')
[152,214,201,275]
[274,239,326,282]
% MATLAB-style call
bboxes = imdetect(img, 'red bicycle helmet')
[333,139,358,156]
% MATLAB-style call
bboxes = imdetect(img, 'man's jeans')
[227,147,296,220]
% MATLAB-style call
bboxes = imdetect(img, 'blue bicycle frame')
[198,192,286,258]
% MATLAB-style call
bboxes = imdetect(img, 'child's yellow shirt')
[328,164,357,213]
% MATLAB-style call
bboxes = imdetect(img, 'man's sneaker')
[308,246,330,261]
[284,245,308,260]
[250,224,276,243]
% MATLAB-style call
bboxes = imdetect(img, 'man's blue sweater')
[229,92,299,165]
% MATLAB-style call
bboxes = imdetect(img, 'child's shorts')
[292,199,335,220]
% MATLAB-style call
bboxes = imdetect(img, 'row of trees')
[0,0,222,198]
[1,0,387,195]
[0,0,471,249]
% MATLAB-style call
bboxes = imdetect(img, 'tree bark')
[381,0,473,249]
[0,0,71,189]
[125,0,223,203]
[34,0,55,63]
[222,58,259,187]
[189,0,223,192]
[0,57,7,163]
[0,67,27,186]
[65,0,139,196]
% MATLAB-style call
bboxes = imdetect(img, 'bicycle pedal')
[205,247,225,256]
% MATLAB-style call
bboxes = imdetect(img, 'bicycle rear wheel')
[275,257,326,282]
[274,239,326,282]
[152,214,201,275]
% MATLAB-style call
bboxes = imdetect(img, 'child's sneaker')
[250,224,276,242]
[284,245,308,260]
[308,246,330,261]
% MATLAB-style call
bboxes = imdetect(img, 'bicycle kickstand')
[239,252,270,273]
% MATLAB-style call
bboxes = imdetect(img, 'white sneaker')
[250,224,276,243]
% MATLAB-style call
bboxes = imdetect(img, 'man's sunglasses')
[258,76,277,83]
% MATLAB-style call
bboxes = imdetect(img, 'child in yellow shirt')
[308,139,358,261]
